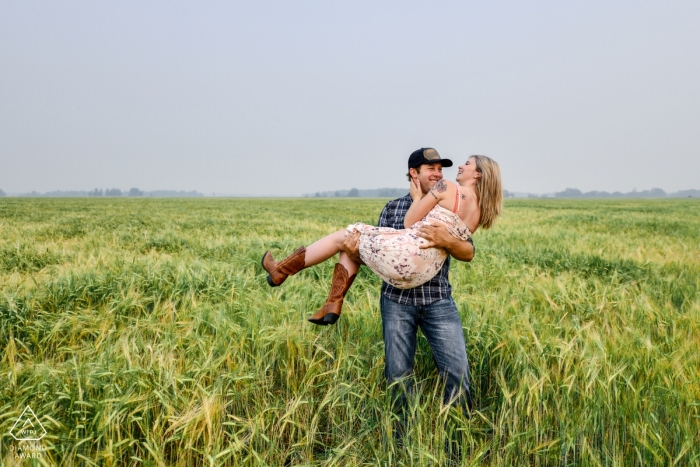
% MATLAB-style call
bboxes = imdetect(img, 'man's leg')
[419,297,473,413]
[420,297,472,461]
[380,295,419,443]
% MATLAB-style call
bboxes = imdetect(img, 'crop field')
[0,197,698,466]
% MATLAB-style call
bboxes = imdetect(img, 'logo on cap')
[423,149,440,161]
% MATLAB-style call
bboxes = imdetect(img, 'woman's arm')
[404,179,453,228]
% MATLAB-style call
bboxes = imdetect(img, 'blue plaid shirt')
[378,194,475,306]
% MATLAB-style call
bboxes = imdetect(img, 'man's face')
[410,163,443,195]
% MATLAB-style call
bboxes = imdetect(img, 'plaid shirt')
[378,194,475,306]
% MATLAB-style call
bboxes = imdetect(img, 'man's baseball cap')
[408,148,453,170]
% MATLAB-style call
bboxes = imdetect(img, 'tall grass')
[0,198,698,466]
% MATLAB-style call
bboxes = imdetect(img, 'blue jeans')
[381,295,472,414]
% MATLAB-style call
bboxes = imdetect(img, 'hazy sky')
[1,1,699,195]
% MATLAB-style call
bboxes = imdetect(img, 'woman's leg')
[263,229,356,288]
[308,250,361,326]
[338,251,360,276]
[304,229,349,267]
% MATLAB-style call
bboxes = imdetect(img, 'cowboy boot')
[261,246,306,287]
[308,263,356,326]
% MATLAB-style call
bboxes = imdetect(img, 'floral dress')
[346,196,472,289]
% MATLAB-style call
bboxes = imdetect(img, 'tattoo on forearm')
[429,190,438,199]
[434,179,447,193]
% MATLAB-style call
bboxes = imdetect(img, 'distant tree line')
[505,188,699,199]
[304,188,408,198]
[146,190,203,197]
[11,188,204,197]
[306,187,700,199]
[3,186,697,199]
[86,188,139,197]
[89,188,148,197]
[553,188,699,198]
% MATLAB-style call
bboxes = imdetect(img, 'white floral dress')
[346,196,472,289]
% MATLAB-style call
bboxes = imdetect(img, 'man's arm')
[416,223,474,262]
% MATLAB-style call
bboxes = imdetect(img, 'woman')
[262,155,502,325]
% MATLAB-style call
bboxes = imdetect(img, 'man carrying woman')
[262,147,503,436]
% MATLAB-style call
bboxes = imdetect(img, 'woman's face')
[456,157,481,183]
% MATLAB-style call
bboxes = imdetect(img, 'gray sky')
[1,1,699,196]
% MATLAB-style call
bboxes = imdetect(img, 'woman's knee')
[334,229,349,246]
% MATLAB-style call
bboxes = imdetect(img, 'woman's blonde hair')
[471,155,502,229]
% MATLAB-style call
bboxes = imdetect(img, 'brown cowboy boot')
[308,263,356,326]
[261,246,306,287]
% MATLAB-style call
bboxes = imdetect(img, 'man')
[342,147,475,438]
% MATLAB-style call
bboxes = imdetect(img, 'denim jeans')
[380,295,473,415]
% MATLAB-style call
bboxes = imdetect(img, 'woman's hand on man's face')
[409,177,422,202]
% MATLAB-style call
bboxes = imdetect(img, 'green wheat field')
[0,198,698,466]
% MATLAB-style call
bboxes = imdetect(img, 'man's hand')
[417,223,474,262]
[340,230,364,265]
